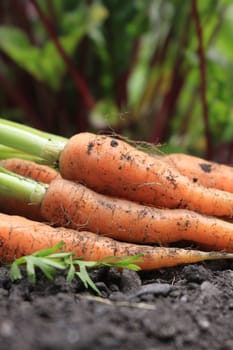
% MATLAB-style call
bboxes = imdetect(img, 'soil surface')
[0,259,233,350]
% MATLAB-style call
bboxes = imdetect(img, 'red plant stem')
[150,25,173,67]
[46,0,57,25]
[29,0,95,111]
[0,71,44,129]
[191,0,212,159]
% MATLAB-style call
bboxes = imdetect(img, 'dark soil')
[0,260,233,350]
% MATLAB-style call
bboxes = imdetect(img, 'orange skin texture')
[59,133,233,218]
[0,200,43,222]
[0,213,227,270]
[0,158,61,183]
[0,158,60,221]
[164,153,233,192]
[40,179,233,252]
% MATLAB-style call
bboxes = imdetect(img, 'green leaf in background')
[0,26,42,80]
[127,34,154,108]
[89,99,119,128]
[1,0,233,158]
[0,3,108,90]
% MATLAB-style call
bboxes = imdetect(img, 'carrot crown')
[0,166,47,205]
[0,119,67,163]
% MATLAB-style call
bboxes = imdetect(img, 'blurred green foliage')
[0,3,108,89]
[0,0,233,162]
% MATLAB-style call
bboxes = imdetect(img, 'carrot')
[38,178,233,252]
[1,122,233,217]
[58,133,233,218]
[0,159,60,220]
[1,169,232,252]
[0,199,43,222]
[0,158,61,183]
[163,153,233,193]
[1,213,233,270]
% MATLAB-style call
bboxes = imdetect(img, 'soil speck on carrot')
[199,163,212,173]
[110,140,119,147]
[87,142,94,155]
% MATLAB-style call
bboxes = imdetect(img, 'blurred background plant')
[0,0,233,162]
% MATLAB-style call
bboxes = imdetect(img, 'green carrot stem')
[0,123,66,163]
[0,167,47,204]
[0,145,47,164]
[0,118,68,142]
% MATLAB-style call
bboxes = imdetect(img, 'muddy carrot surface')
[1,213,233,270]
[163,153,233,192]
[39,179,233,252]
[58,133,233,218]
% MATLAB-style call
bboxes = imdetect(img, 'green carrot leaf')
[75,264,101,295]
[32,241,65,257]
[46,252,73,259]
[97,254,143,270]
[7,242,142,293]
[25,258,36,284]
[66,263,76,282]
[38,257,67,270]
[29,257,57,281]
[72,259,98,268]
[9,261,23,281]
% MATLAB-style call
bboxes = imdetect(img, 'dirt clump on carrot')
[38,178,233,252]
[58,133,233,218]
[1,213,233,270]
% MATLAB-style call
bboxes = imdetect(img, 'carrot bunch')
[0,118,233,276]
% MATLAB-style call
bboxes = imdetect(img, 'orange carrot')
[163,153,233,193]
[0,200,43,222]
[0,158,61,183]
[1,213,233,270]
[58,133,233,217]
[0,158,60,220]
[39,178,233,252]
[1,122,233,218]
[1,169,233,252]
